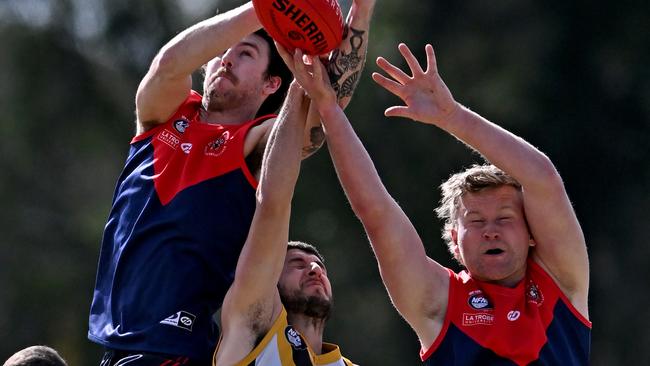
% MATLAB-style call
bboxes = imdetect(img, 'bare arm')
[300,0,377,158]
[136,2,260,133]
[216,82,308,362]
[373,43,589,317]
[327,0,375,107]
[281,47,450,348]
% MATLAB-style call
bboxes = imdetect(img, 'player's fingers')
[312,55,324,82]
[398,43,424,76]
[424,44,438,74]
[372,72,404,98]
[376,57,410,84]
[293,49,308,76]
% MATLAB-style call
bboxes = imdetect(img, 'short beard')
[279,287,333,321]
[203,79,263,114]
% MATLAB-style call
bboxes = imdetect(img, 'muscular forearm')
[301,1,375,157]
[440,105,560,191]
[258,83,308,208]
[320,106,393,221]
[231,83,307,303]
[154,2,260,78]
[327,0,375,107]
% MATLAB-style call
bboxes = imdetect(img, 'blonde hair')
[435,164,521,256]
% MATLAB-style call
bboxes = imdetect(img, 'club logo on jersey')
[205,131,229,157]
[507,310,521,321]
[173,118,190,134]
[158,129,180,149]
[468,290,493,310]
[285,326,307,350]
[159,310,196,332]
[526,282,544,306]
[462,312,495,326]
[181,143,193,154]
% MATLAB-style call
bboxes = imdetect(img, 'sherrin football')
[253,0,345,55]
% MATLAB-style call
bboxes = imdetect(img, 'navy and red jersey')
[88,91,274,363]
[421,259,591,365]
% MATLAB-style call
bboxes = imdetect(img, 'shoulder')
[137,90,203,135]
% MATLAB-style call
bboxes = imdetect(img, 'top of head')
[253,0,345,56]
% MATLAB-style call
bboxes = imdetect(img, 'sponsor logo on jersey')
[205,131,229,157]
[181,143,192,154]
[462,312,495,326]
[160,310,196,332]
[158,129,180,149]
[467,290,493,310]
[285,326,307,350]
[507,310,521,321]
[174,118,190,133]
[526,281,544,306]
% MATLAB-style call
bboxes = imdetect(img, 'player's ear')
[450,228,461,260]
[264,75,282,95]
[528,235,536,247]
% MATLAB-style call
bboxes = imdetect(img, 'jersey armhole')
[529,260,592,328]
[215,307,287,366]
[420,267,455,361]
[238,114,277,189]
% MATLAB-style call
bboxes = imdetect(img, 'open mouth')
[485,248,504,255]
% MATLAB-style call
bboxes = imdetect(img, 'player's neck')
[199,106,257,125]
[287,312,326,354]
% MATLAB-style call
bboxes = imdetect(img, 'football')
[253,0,345,55]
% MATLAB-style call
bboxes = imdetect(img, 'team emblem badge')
[205,131,229,157]
[526,281,544,306]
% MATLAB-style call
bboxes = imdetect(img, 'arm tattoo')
[327,27,366,100]
[302,126,326,157]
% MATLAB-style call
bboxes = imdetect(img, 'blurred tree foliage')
[1,0,649,364]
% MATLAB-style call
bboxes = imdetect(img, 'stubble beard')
[203,78,263,115]
[279,286,333,321]
[204,88,240,113]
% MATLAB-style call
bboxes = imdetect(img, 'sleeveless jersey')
[421,259,591,365]
[89,90,275,362]
[213,307,355,366]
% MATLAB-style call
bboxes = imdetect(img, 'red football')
[253,0,345,55]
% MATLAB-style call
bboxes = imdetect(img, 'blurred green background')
[1,0,649,364]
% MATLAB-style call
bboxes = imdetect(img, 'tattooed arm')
[301,0,376,158]
[328,0,375,107]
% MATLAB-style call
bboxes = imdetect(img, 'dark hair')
[3,345,68,366]
[287,241,325,264]
[254,29,293,117]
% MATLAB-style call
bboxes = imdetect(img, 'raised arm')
[373,43,589,317]
[217,82,308,357]
[327,0,375,107]
[280,47,450,348]
[300,0,377,158]
[136,2,260,133]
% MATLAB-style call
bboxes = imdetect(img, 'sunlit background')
[1,0,649,364]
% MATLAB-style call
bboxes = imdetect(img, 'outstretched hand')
[372,43,459,125]
[275,42,338,112]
